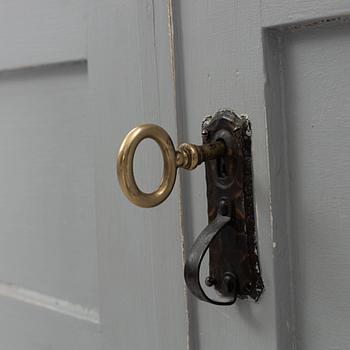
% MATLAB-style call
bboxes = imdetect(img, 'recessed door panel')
[266,21,350,349]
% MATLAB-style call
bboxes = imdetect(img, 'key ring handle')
[117,124,177,208]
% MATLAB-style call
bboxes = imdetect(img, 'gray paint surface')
[91,0,350,349]
[1,0,350,349]
[0,0,87,70]
[284,22,350,349]
[0,63,98,309]
[172,1,279,349]
[89,0,189,349]
[265,16,350,350]
[0,1,101,349]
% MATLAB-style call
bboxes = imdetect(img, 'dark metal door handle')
[184,215,238,305]
[117,109,264,305]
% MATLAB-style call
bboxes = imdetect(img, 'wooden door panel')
[0,62,98,308]
[90,1,189,349]
[89,0,350,349]
[0,62,100,348]
[263,1,350,27]
[266,20,350,349]
[0,0,87,70]
[0,1,101,349]
[0,297,100,349]
[172,1,278,349]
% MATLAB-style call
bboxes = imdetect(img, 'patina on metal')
[184,109,264,305]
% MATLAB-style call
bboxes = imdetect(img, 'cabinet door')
[0,1,101,349]
[91,1,350,349]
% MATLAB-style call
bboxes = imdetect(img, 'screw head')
[223,272,238,295]
[218,200,229,216]
[205,276,216,287]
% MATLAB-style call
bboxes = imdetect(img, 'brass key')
[117,124,225,208]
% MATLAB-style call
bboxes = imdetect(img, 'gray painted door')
[0,1,101,349]
[90,0,350,349]
[1,1,349,349]
[91,0,350,349]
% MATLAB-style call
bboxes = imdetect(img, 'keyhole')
[217,155,227,178]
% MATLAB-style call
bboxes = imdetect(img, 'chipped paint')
[167,0,176,88]
[0,281,100,324]
[288,15,350,32]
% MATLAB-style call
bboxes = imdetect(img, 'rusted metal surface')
[184,109,264,305]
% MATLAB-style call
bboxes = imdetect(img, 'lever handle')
[116,110,264,306]
[117,123,225,208]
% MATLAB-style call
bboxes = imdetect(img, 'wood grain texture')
[89,0,189,349]
[0,0,87,70]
